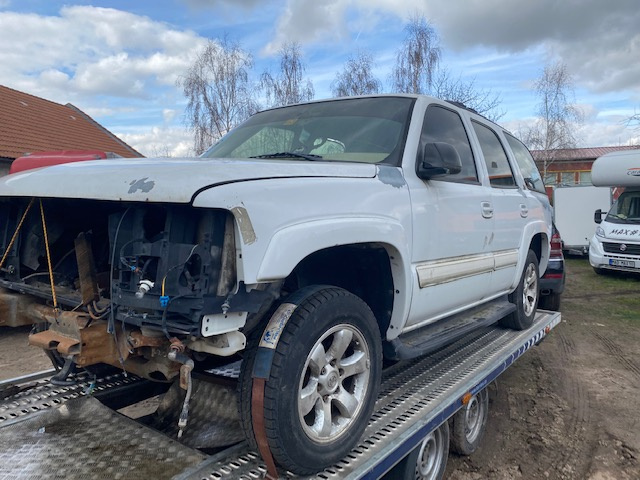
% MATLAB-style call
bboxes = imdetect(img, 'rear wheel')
[501,249,539,330]
[386,421,449,480]
[238,286,382,474]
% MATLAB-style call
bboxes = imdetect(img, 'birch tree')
[523,61,582,179]
[179,38,259,155]
[391,15,441,94]
[331,51,382,97]
[261,42,314,107]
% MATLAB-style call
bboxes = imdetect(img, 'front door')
[405,104,494,330]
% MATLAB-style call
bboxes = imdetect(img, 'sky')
[0,0,639,157]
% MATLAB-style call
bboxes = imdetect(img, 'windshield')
[201,97,415,166]
[606,191,640,224]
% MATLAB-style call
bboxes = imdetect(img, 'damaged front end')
[0,197,272,382]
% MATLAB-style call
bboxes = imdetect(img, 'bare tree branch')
[331,50,382,97]
[626,110,640,129]
[178,38,259,155]
[261,42,314,107]
[391,14,441,94]
[432,68,505,122]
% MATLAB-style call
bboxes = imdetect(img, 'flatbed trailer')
[0,310,560,480]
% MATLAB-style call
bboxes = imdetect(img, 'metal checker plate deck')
[0,396,205,479]
[0,371,141,424]
[177,311,560,480]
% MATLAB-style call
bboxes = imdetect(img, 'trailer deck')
[0,311,561,479]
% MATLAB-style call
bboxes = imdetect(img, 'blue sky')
[1,0,639,156]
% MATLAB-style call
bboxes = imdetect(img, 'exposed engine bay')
[0,197,276,382]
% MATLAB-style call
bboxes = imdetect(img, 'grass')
[562,257,640,325]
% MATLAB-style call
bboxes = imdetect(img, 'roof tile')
[532,146,640,161]
[0,85,142,160]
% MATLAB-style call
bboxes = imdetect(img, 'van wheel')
[386,421,449,480]
[501,249,539,330]
[238,286,382,474]
[450,387,489,455]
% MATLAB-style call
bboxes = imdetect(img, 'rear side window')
[472,121,516,188]
[420,105,478,183]
[505,133,546,193]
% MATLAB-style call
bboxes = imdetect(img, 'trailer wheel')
[501,249,539,330]
[386,421,449,480]
[238,286,382,474]
[449,387,489,455]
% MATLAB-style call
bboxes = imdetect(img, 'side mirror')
[416,142,462,180]
[594,209,603,224]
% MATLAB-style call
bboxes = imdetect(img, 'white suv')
[0,94,551,473]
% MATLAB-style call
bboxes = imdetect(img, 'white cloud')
[0,7,206,102]
[263,0,427,54]
[264,0,349,55]
[117,126,195,158]
[417,0,640,94]
[182,0,262,8]
[163,109,177,123]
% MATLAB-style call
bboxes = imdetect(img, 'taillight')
[550,233,563,258]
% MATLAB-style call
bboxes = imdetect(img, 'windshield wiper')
[250,152,323,161]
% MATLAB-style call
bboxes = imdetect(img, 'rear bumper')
[539,259,565,295]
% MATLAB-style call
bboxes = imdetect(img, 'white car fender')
[256,217,412,339]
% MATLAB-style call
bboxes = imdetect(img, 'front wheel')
[238,286,382,474]
[501,249,539,330]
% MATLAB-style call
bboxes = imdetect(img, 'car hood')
[0,157,378,203]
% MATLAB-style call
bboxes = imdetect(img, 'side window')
[505,133,546,193]
[420,105,478,183]
[472,121,516,188]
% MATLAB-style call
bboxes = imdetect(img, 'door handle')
[520,204,529,218]
[481,201,493,219]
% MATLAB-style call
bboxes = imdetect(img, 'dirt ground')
[1,258,639,479]
[446,259,640,480]
[0,324,52,380]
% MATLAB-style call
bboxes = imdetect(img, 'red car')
[539,224,565,310]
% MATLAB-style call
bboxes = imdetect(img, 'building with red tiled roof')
[533,145,640,186]
[0,85,142,175]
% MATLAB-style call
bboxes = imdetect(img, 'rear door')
[470,121,526,293]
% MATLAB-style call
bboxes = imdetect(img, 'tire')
[449,387,489,455]
[538,292,561,311]
[593,266,608,276]
[501,249,539,330]
[385,421,449,480]
[238,286,382,474]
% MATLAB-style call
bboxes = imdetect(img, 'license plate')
[609,259,636,268]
